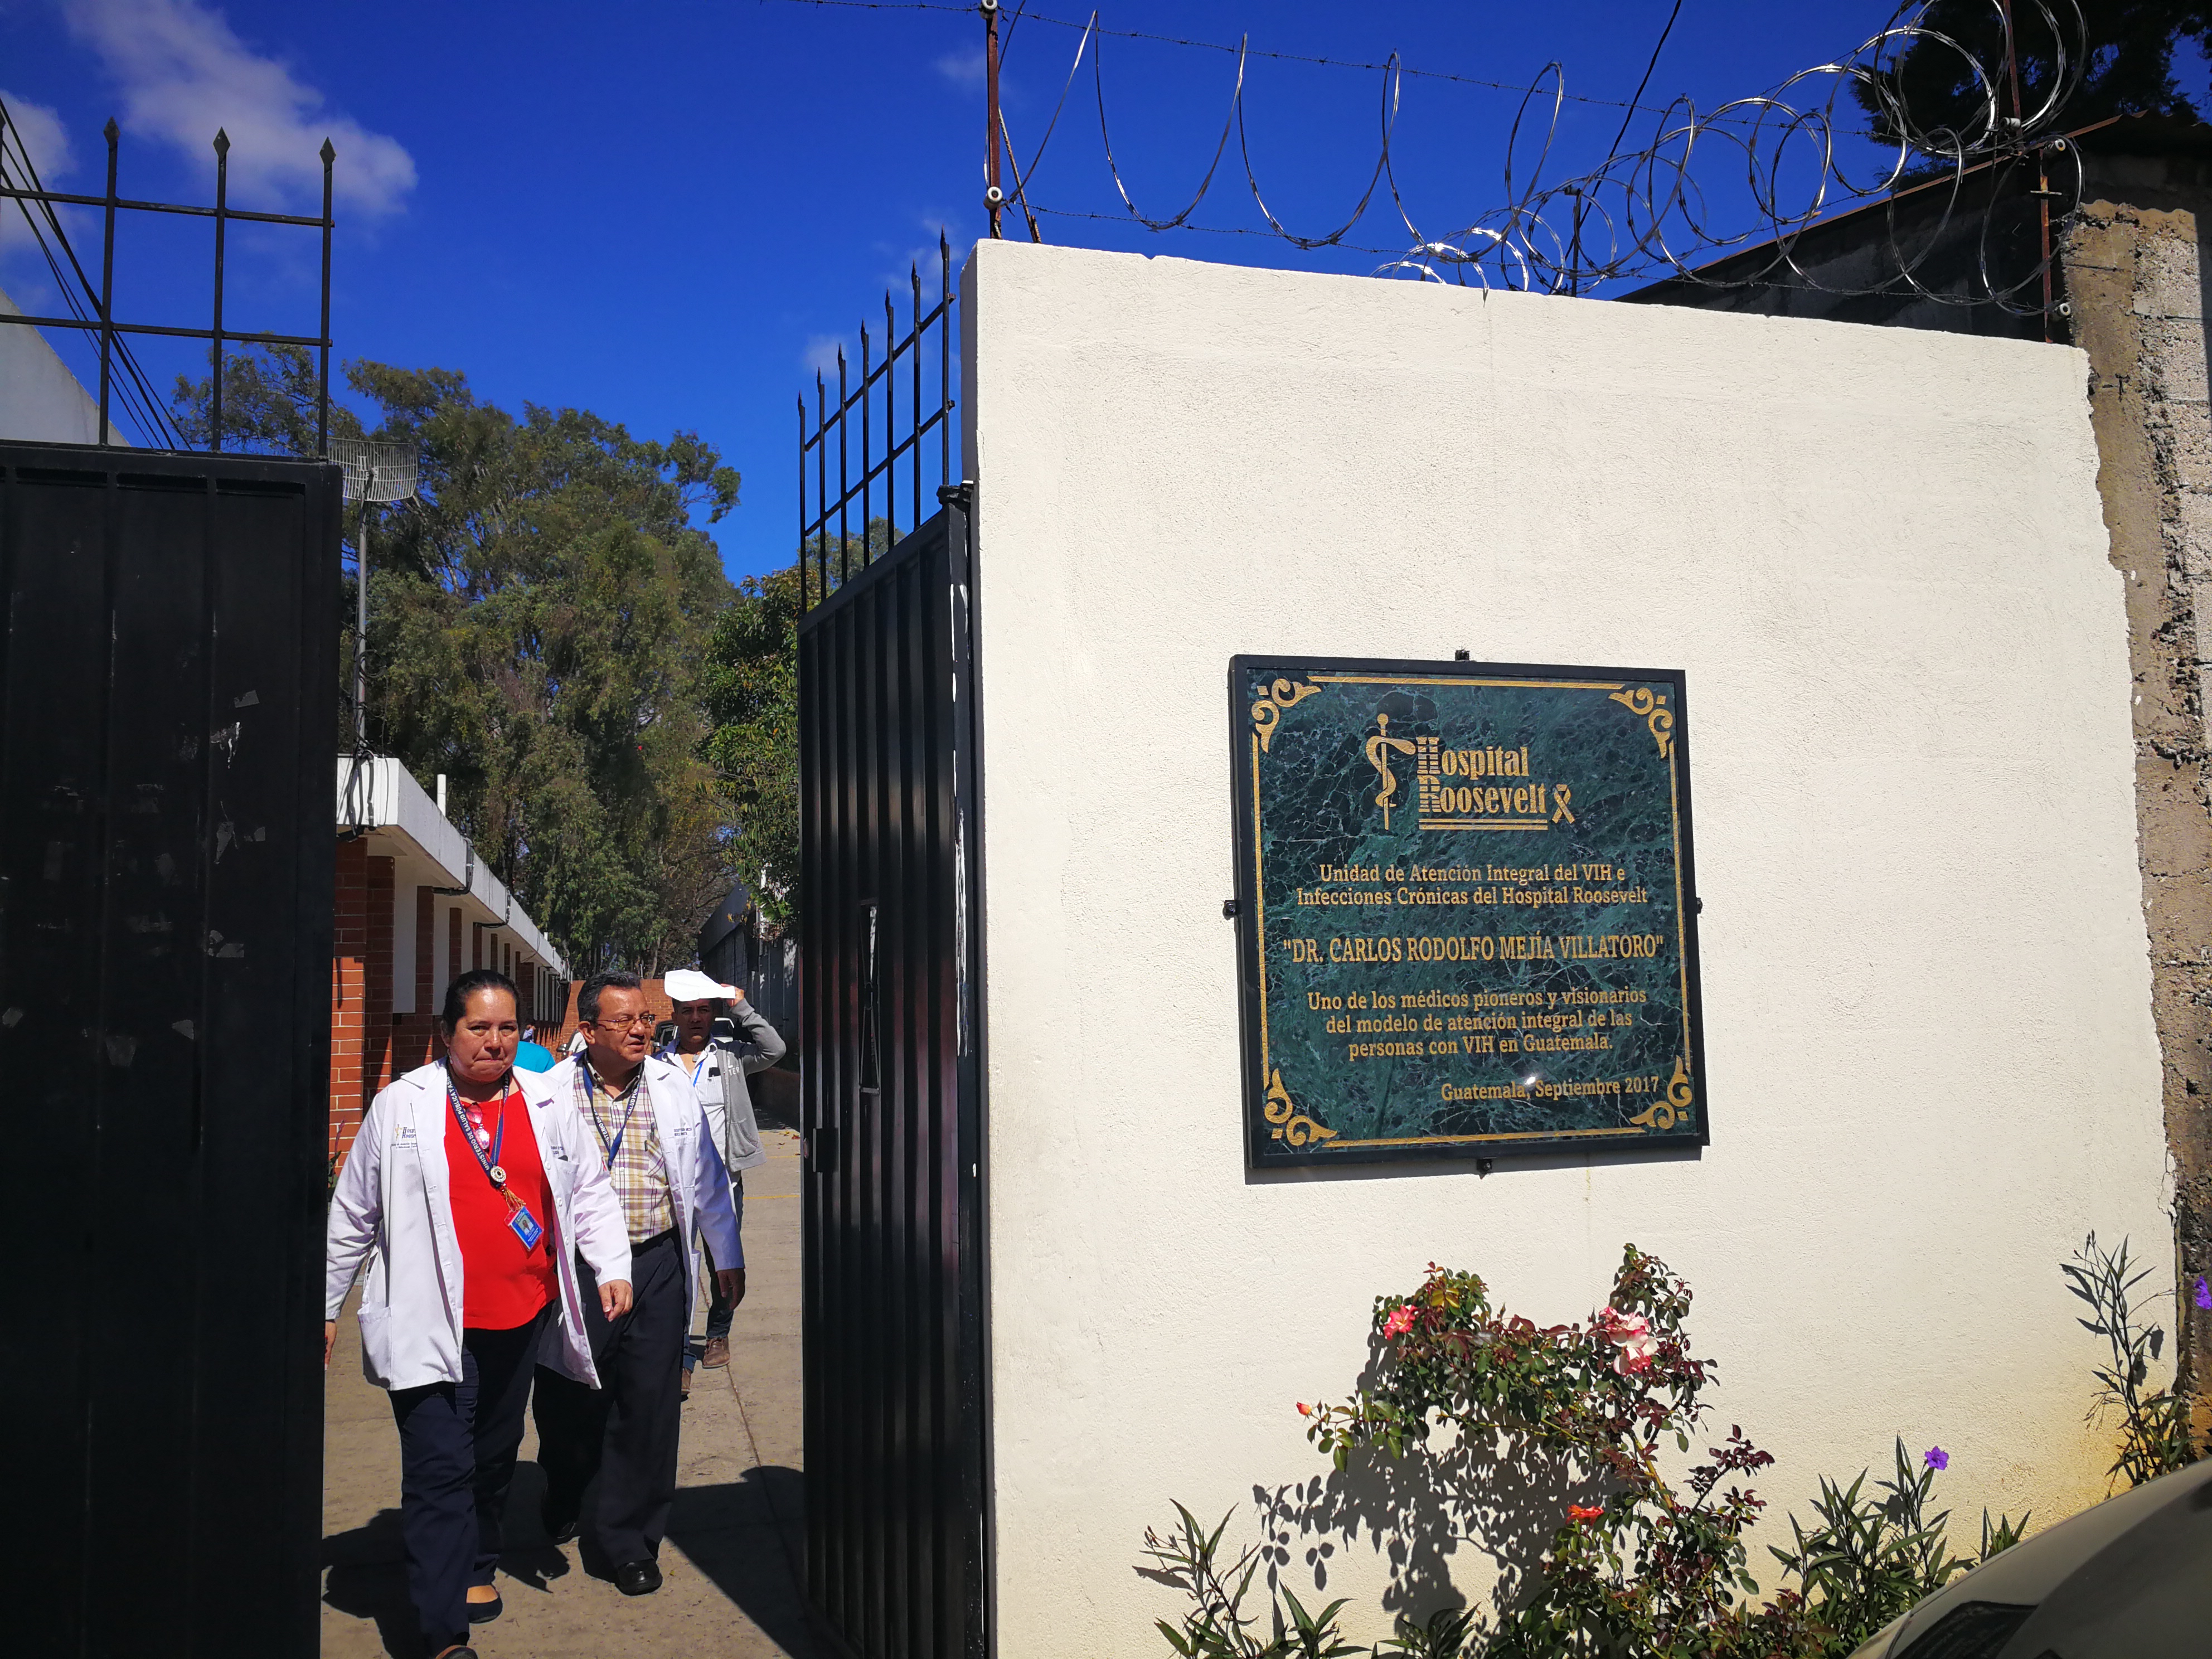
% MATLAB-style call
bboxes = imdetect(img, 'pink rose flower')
[1296,1402,1311,1416]
[1595,1307,1658,1374]
[1596,1307,1650,1343]
[1382,1306,1418,1338]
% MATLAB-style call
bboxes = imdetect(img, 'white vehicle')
[1847,1458,2212,1658]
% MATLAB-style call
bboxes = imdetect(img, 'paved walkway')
[321,1126,816,1658]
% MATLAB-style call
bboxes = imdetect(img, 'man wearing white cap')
[661,967,785,1385]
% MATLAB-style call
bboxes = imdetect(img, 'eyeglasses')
[587,1013,657,1031]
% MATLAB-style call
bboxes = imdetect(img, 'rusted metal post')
[983,0,1003,239]
[1996,0,2055,342]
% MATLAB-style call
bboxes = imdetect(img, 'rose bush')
[1301,1248,1803,1656]
[1144,1244,2060,1658]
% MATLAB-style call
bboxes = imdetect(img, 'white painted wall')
[963,241,2167,1652]
[0,283,114,445]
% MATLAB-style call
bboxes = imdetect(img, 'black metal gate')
[799,501,990,1659]
[0,442,341,1656]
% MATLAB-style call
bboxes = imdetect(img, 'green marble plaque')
[1229,656,1707,1166]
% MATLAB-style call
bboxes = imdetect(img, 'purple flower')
[2195,1276,2211,1312]
[1924,1445,1949,1472]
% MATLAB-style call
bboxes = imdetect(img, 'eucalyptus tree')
[175,346,744,973]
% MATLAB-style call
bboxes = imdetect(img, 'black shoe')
[542,1499,580,1545]
[466,1589,502,1624]
[615,1558,662,1596]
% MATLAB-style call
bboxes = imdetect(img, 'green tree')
[702,565,802,925]
[174,344,744,974]
[700,521,892,928]
[1856,2,2211,151]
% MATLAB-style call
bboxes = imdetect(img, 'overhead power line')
[0,95,183,448]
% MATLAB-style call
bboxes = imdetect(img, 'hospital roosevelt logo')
[1365,700,1571,835]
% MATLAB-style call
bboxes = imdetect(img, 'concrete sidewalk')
[321,1126,815,1658]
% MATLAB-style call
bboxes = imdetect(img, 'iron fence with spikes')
[797,231,959,609]
[0,113,336,454]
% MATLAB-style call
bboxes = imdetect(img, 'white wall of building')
[0,283,115,445]
[334,755,565,1027]
[963,241,2166,1652]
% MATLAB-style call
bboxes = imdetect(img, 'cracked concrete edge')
[2066,200,2212,1439]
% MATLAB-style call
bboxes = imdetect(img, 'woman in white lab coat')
[326,968,632,1659]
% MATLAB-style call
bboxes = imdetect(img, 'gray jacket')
[668,1000,785,1176]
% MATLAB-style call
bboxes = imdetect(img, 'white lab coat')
[547,1052,743,1321]
[325,1061,633,1392]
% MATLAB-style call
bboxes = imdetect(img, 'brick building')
[331,756,568,1170]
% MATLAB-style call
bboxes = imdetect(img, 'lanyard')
[658,1039,714,1087]
[445,1067,544,1251]
[581,1064,643,1168]
[444,1066,515,1190]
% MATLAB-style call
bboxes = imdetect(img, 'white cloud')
[64,0,415,216]
[1,92,75,181]
[802,334,848,378]
[935,47,986,89]
[0,92,83,288]
[887,212,966,293]
[803,216,970,380]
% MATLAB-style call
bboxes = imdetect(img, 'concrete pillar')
[2066,201,2212,1433]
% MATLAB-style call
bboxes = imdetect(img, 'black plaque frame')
[1229,654,1709,1168]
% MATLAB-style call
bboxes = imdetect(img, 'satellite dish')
[329,435,419,504]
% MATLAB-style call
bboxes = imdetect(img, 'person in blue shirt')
[512,1025,556,1073]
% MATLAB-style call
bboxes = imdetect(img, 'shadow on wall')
[1142,1336,1593,1641]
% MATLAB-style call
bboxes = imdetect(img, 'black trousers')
[532,1230,686,1565]
[389,1309,547,1654]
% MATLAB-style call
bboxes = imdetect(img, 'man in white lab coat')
[532,969,743,1597]
[660,966,784,1381]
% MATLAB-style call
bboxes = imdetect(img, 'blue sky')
[0,1,2044,577]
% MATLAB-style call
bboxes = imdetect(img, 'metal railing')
[797,231,959,609]
[0,113,335,453]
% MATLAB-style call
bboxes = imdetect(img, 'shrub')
[1758,1438,2024,1657]
[1146,1245,2039,1658]
[1299,1248,1781,1656]
[2063,1231,2194,1488]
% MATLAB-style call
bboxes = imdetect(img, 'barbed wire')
[762,0,1780,124]
[767,0,2090,315]
[995,1,2088,313]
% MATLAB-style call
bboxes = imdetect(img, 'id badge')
[507,1202,544,1250]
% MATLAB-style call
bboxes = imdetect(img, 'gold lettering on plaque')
[1366,712,1416,830]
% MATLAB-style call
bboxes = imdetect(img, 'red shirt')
[442,1079,557,1331]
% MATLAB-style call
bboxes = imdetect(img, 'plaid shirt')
[576,1060,674,1243]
